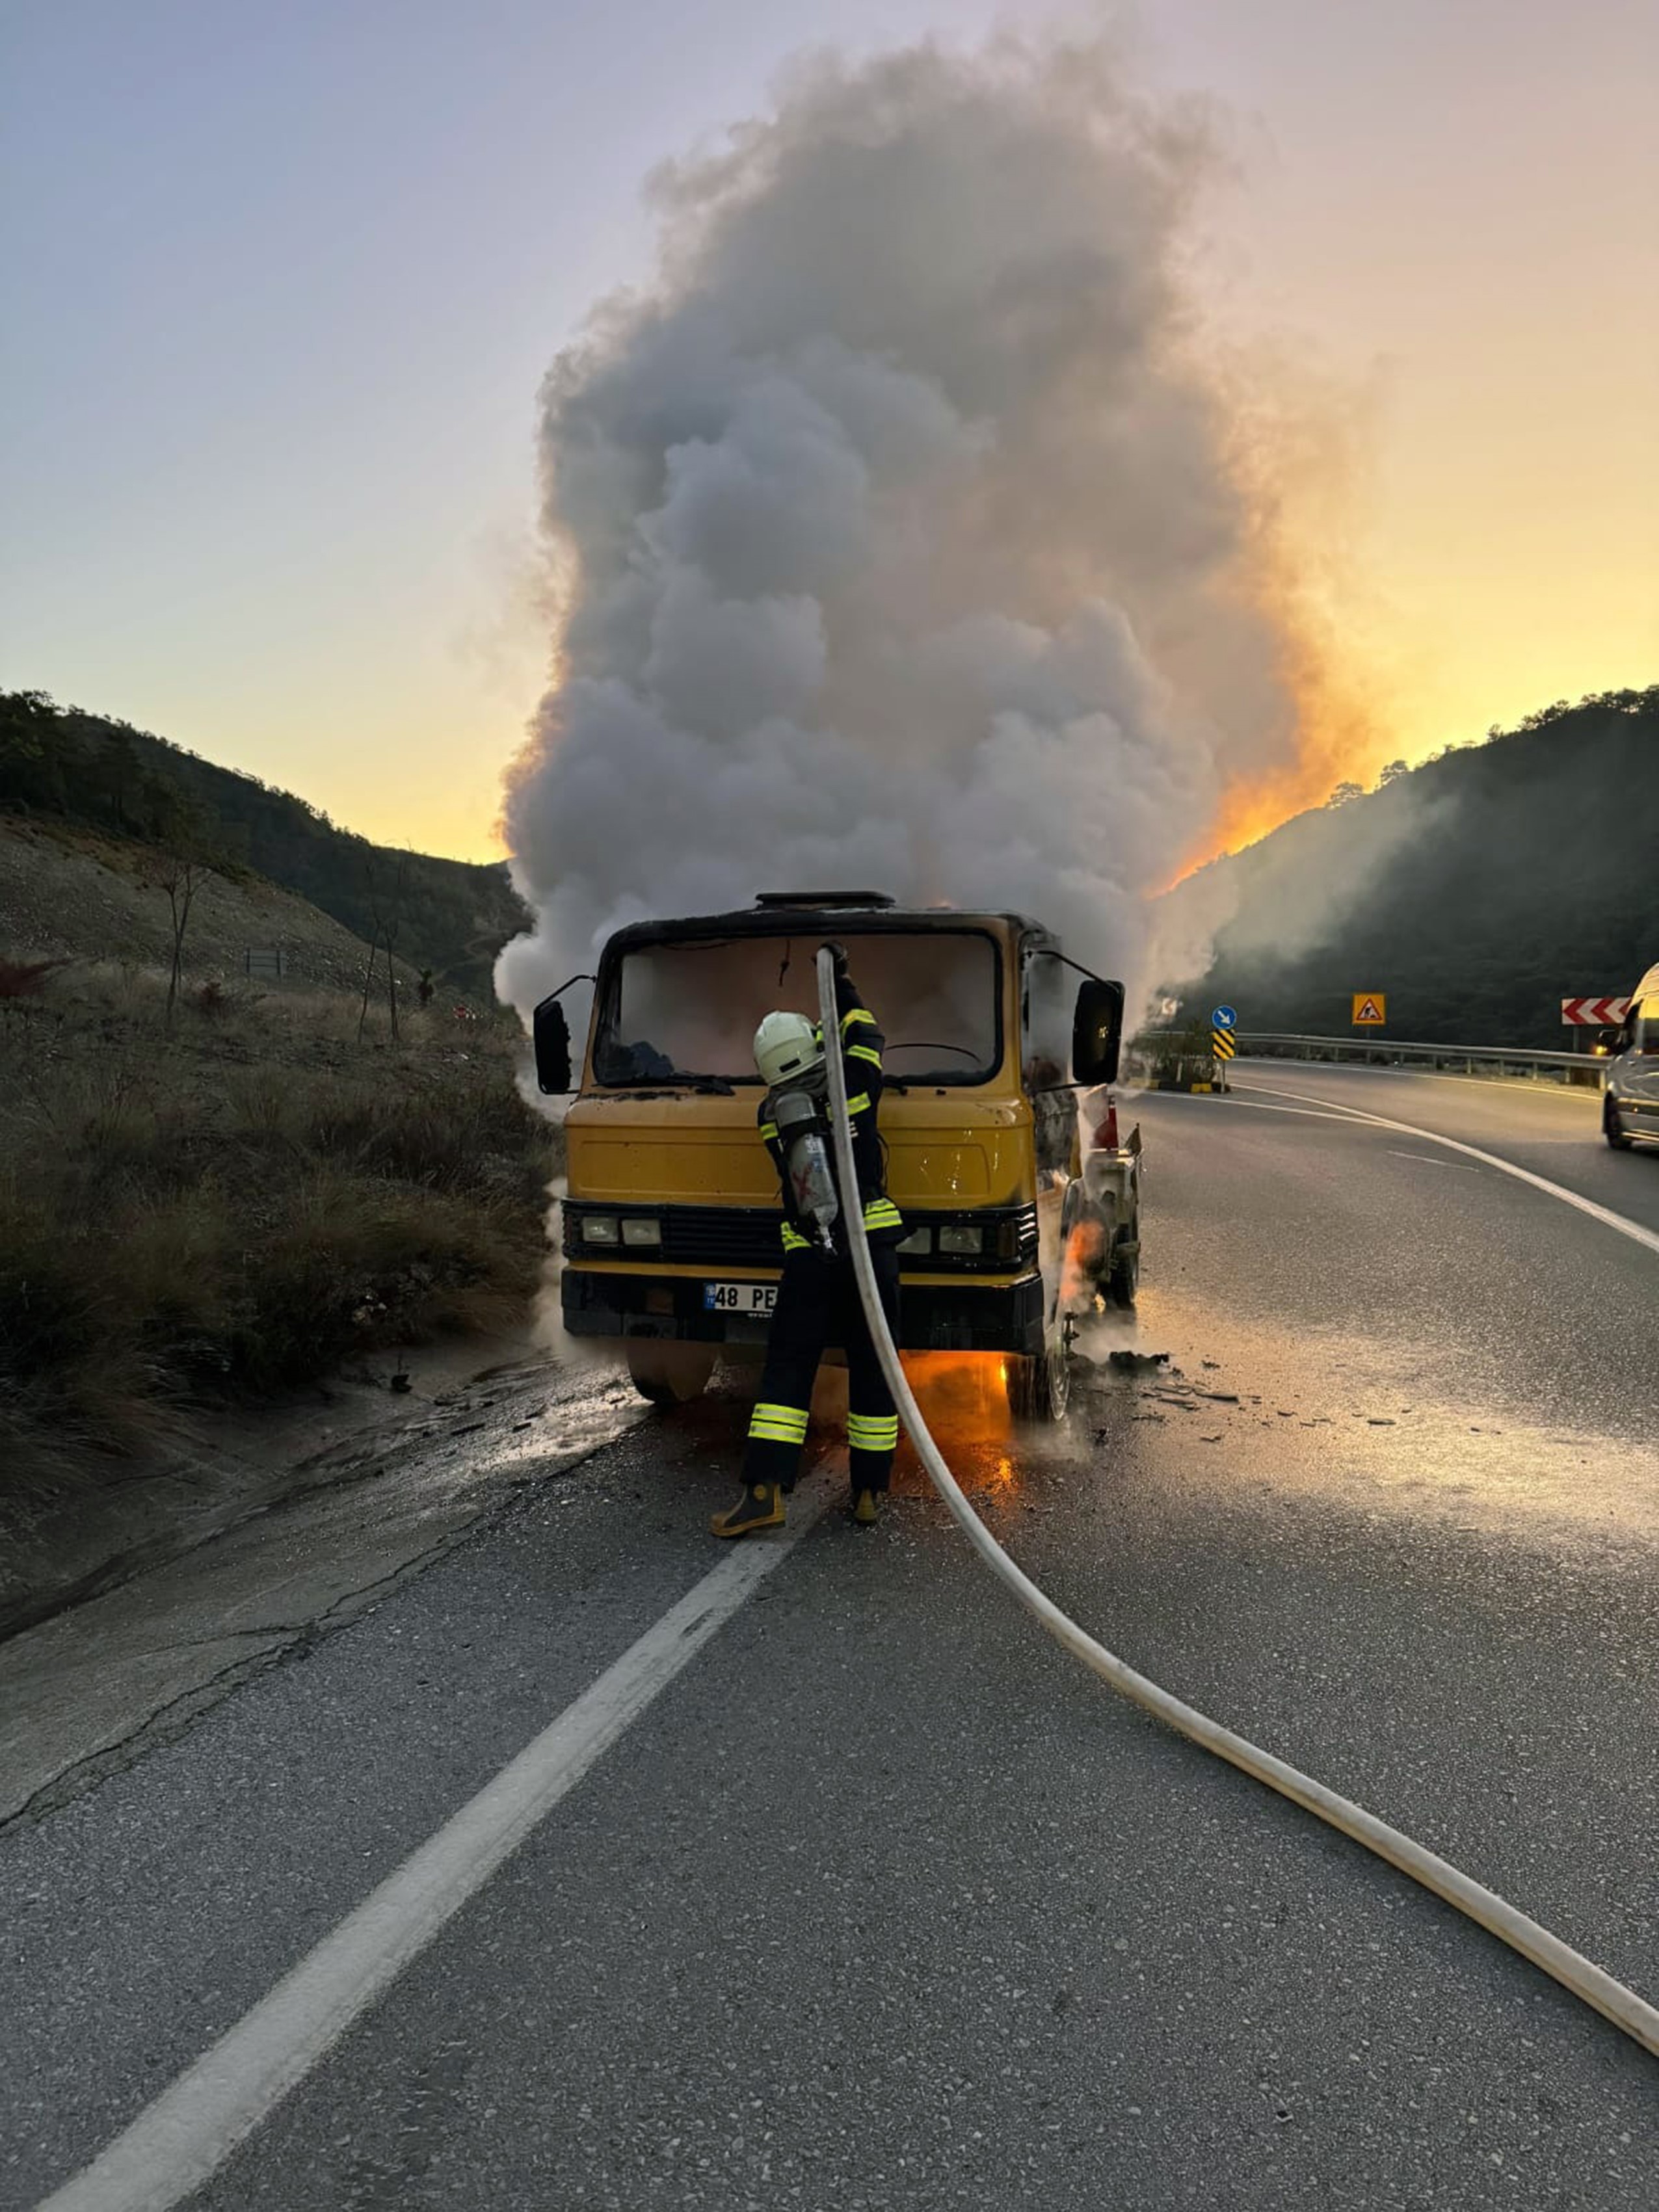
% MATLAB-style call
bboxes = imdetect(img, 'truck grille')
[563,1201,781,1270]
[660,1205,783,1269]
[563,1200,1039,1273]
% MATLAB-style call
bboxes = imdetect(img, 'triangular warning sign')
[1351,993,1386,1025]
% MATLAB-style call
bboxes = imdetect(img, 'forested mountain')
[0,690,524,994]
[1168,688,1656,1047]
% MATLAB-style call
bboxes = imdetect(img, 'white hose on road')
[816,947,1659,2064]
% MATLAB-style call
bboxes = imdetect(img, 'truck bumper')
[561,1266,1046,1357]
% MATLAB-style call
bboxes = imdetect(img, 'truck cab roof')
[602,895,1059,960]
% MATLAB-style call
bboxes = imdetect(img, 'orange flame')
[1173,348,1403,878]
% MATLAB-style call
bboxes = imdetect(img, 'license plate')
[703,1281,778,1315]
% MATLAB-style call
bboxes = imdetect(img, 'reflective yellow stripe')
[760,1121,778,1140]
[749,1422,806,1444]
[841,1007,877,1033]
[780,1224,810,1250]
[863,1198,902,1228]
[750,1402,809,1434]
[847,1043,883,1067]
[847,1415,898,1447]
[845,1092,871,1116]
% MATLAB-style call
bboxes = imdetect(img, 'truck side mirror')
[533,995,573,1094]
[1073,978,1125,1086]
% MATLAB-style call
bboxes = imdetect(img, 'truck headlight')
[938,1224,983,1255]
[896,1226,933,1256]
[582,1215,620,1246]
[621,1217,661,1248]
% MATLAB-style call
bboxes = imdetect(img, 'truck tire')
[1006,1321,1072,1423]
[626,1342,717,1406]
[1604,1097,1633,1150]
[1108,1233,1139,1309]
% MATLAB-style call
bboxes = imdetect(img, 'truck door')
[1020,949,1077,1311]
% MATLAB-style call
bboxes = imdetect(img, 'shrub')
[0,1005,556,1497]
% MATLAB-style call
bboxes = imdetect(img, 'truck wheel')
[1006,1321,1072,1423]
[1604,1097,1633,1150]
[1108,1235,1139,1309]
[626,1343,716,1406]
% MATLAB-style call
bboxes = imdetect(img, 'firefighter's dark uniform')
[714,964,904,1534]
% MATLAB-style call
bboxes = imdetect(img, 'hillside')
[0,817,424,996]
[1165,688,1658,1047]
[0,689,524,996]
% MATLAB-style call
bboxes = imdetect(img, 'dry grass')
[0,964,561,1495]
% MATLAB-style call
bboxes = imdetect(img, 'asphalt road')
[1227,1055,1659,1238]
[5,1070,1657,2209]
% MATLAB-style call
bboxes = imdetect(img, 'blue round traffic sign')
[1212,1005,1238,1029]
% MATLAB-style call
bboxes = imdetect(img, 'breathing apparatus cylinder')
[770,1084,840,1251]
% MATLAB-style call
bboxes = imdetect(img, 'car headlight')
[896,1226,933,1256]
[581,1215,620,1246]
[938,1224,983,1255]
[621,1217,661,1248]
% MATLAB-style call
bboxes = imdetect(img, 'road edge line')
[1231,1081,1659,1259]
[34,1471,834,2212]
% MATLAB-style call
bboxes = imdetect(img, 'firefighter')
[710,942,905,1538]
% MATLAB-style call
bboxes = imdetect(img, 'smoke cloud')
[498,33,1329,1015]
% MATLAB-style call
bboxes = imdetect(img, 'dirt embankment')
[1,819,564,1629]
[0,816,429,994]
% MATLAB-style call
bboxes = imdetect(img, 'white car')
[1604,962,1659,1150]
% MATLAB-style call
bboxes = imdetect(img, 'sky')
[3,0,1654,862]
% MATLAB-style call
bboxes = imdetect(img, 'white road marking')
[1385,1149,1479,1172]
[36,1471,834,2212]
[1232,1082,1659,1260]
[1132,1093,1360,1126]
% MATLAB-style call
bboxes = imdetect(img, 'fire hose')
[814,945,1659,2062]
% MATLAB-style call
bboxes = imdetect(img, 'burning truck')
[533,891,1143,1422]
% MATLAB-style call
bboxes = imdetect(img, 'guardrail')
[1225,1032,1604,1086]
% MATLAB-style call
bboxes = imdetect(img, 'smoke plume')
[498,33,1335,1014]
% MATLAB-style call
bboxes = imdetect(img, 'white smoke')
[498,33,1310,1015]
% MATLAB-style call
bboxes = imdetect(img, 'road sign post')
[1208,1005,1238,1092]
[1561,996,1630,1027]
[1351,993,1387,1027]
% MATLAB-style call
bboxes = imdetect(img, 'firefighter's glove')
[821,940,851,977]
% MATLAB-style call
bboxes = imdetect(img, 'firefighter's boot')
[710,1481,785,1539]
[850,1488,880,1528]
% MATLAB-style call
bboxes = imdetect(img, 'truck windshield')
[1634,999,1659,1054]
[592,930,1000,1087]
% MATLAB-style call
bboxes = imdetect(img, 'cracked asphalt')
[3,1067,1657,2209]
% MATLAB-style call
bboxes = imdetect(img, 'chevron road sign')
[1561,996,1631,1026]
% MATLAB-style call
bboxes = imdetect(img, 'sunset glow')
[3,2,1652,869]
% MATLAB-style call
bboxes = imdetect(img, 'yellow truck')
[533,892,1139,1421]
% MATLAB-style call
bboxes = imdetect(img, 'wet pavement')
[3,1071,1656,2209]
[0,1352,645,1826]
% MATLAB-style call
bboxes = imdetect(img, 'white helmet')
[754,1010,823,1087]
